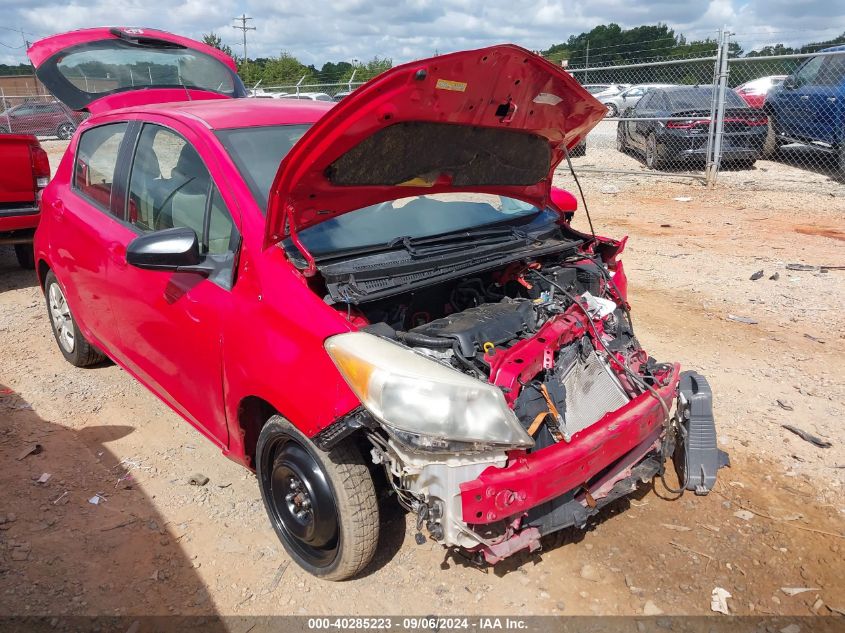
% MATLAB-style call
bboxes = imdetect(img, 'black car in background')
[616,86,768,169]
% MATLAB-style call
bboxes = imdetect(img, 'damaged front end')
[321,225,725,565]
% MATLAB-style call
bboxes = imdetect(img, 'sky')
[1,0,843,73]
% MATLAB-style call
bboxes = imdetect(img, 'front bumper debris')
[459,363,680,525]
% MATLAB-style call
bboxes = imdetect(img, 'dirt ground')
[0,140,843,621]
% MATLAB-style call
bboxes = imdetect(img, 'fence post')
[1,88,11,133]
[706,28,732,186]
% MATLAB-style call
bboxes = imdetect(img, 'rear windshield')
[216,124,312,211]
[47,39,241,108]
[667,89,746,110]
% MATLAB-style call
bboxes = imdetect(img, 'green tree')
[262,52,315,85]
[340,57,392,83]
[202,32,234,59]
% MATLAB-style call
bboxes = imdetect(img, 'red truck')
[0,134,51,268]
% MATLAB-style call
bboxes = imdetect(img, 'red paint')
[485,306,589,406]
[460,364,680,524]
[264,44,606,244]
[29,23,674,540]
[0,134,48,234]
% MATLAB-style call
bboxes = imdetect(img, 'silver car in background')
[600,83,676,117]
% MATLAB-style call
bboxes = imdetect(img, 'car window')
[635,93,653,110]
[817,55,845,86]
[73,122,129,213]
[207,185,239,255]
[289,193,544,257]
[13,105,37,116]
[127,123,239,257]
[216,124,311,212]
[625,88,644,97]
[794,55,826,87]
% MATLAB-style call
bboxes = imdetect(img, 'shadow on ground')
[0,384,226,630]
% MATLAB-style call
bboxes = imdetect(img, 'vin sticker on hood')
[533,92,563,106]
[435,78,467,92]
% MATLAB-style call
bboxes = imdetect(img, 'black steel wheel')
[256,416,378,580]
[605,102,618,118]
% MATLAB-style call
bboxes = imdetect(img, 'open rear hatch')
[264,44,606,257]
[27,27,246,113]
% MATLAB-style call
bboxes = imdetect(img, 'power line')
[232,14,256,68]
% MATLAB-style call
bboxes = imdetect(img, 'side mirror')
[126,227,213,276]
[783,75,796,89]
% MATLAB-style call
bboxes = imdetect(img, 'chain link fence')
[556,32,845,189]
[2,35,842,189]
[0,90,86,140]
[251,80,365,100]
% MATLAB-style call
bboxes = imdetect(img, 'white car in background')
[280,92,335,102]
[600,83,676,117]
[248,89,290,99]
[582,83,630,99]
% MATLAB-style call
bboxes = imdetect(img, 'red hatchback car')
[29,27,723,580]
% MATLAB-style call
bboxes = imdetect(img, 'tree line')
[202,32,391,87]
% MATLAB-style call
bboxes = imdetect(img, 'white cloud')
[1,0,841,68]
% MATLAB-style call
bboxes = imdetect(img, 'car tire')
[645,133,663,169]
[256,415,379,581]
[43,270,105,367]
[568,140,586,158]
[605,103,618,118]
[616,125,627,153]
[837,144,845,181]
[56,123,75,140]
[761,118,780,159]
[13,244,35,269]
[0,126,8,134]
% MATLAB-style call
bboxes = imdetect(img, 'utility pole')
[232,14,256,72]
[584,39,589,84]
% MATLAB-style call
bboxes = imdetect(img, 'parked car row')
[616,86,767,168]
[249,89,353,102]
[17,27,724,581]
[579,45,844,173]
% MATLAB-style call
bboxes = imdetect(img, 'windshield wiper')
[388,226,539,257]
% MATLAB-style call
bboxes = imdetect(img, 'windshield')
[291,194,544,256]
[50,40,239,101]
[216,124,312,210]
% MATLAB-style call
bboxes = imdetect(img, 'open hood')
[265,44,605,251]
[27,27,246,113]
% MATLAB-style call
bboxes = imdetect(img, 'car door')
[7,104,39,134]
[48,121,131,350]
[106,120,241,443]
[630,92,655,150]
[800,53,845,145]
[777,54,826,139]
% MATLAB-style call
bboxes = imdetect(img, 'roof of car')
[102,97,334,130]
[822,44,845,53]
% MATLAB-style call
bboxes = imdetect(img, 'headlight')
[325,332,533,453]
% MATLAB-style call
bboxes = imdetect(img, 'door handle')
[828,97,837,103]
[799,95,810,100]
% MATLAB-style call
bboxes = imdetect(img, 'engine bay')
[318,239,665,450]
